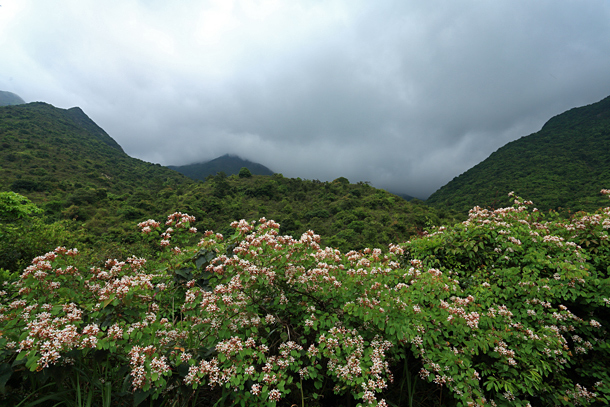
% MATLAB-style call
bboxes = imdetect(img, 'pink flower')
[250,383,261,396]
[268,389,282,401]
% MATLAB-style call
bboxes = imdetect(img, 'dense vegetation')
[427,95,610,214]
[178,173,458,253]
[0,102,195,268]
[1,191,609,406]
[168,154,275,180]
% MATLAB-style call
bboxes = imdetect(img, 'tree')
[238,167,252,178]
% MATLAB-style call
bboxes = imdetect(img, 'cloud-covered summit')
[0,91,25,106]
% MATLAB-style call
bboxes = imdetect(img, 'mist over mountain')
[168,154,274,180]
[4,92,610,226]
[427,94,610,213]
[1,101,457,256]
[0,91,25,106]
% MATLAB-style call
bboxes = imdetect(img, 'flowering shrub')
[400,192,610,405]
[1,194,609,406]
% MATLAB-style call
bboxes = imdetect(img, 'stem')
[76,374,82,407]
[399,353,417,407]
[439,386,443,407]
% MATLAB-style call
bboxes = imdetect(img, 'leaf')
[133,390,151,407]
[101,294,115,309]
[0,363,12,394]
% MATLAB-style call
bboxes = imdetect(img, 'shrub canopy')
[1,193,609,406]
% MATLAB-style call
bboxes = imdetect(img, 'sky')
[2,1,610,199]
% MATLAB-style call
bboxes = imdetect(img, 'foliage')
[0,192,74,274]
[186,173,459,253]
[0,191,43,221]
[1,191,610,406]
[402,191,610,405]
[0,102,194,246]
[427,95,610,214]
[239,167,253,178]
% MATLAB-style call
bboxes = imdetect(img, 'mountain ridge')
[168,154,275,180]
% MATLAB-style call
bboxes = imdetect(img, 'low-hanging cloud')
[2,0,610,198]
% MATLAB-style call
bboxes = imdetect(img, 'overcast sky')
[2,0,610,198]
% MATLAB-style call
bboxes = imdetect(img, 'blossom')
[250,383,261,396]
[150,356,170,375]
[268,389,282,401]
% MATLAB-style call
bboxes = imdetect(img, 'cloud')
[2,0,610,198]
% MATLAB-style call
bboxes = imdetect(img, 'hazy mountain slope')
[0,91,25,106]
[427,95,610,213]
[391,192,416,201]
[169,154,275,180]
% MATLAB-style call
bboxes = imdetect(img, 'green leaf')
[133,390,151,407]
[101,294,115,309]
[0,363,12,394]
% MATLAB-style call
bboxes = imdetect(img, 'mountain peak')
[168,155,274,180]
[65,106,125,153]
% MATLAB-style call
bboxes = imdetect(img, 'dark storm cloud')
[2,0,610,198]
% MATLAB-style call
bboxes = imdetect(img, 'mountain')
[169,154,275,180]
[0,102,459,263]
[427,95,610,213]
[0,91,26,106]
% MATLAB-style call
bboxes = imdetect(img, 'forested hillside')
[0,102,192,224]
[427,95,610,213]
[0,102,458,272]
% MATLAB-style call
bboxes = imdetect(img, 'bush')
[1,193,609,406]
[0,192,43,221]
